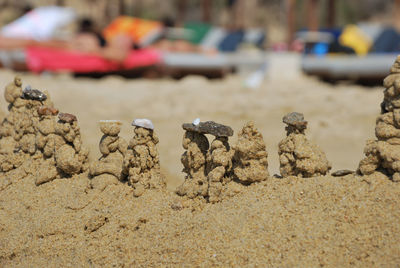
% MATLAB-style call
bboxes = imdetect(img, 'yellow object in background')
[339,25,372,56]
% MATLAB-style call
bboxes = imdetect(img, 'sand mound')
[1,171,399,266]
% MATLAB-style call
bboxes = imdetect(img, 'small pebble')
[283,112,307,130]
[131,118,154,130]
[58,112,77,123]
[331,169,354,177]
[38,106,59,116]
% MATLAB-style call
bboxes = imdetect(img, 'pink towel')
[26,47,161,73]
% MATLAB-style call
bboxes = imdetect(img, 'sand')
[1,172,399,266]
[1,54,399,266]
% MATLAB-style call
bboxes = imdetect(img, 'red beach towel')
[26,46,161,73]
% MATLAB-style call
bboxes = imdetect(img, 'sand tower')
[233,121,269,183]
[176,121,210,198]
[176,120,234,202]
[34,105,61,185]
[53,112,89,177]
[0,77,53,173]
[0,77,89,185]
[278,112,331,177]
[124,119,165,197]
[90,120,128,180]
[359,56,400,181]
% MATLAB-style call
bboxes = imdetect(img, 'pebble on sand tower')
[124,119,165,197]
[90,120,128,180]
[176,120,234,203]
[278,112,331,177]
[233,121,269,183]
[359,56,400,181]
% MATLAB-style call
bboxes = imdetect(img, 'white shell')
[131,118,154,130]
[192,118,200,126]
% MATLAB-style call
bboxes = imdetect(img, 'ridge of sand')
[1,171,399,266]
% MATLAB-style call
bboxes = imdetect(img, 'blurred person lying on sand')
[0,7,136,66]
[148,17,217,54]
[67,18,136,63]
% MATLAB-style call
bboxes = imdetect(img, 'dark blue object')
[218,30,244,52]
[372,27,400,53]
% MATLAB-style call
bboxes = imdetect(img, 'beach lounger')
[301,54,396,82]
[161,51,267,79]
[162,52,234,79]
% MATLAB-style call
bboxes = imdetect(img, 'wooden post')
[118,0,126,16]
[132,0,143,17]
[56,0,65,6]
[177,0,187,26]
[306,0,318,31]
[395,0,400,31]
[235,0,245,29]
[0,0,7,8]
[287,0,296,45]
[104,0,114,25]
[327,0,335,28]
[202,0,211,23]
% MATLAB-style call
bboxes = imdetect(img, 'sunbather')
[149,17,216,54]
[0,15,134,67]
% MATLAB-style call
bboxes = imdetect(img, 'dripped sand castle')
[278,112,331,177]
[177,120,269,202]
[89,120,127,180]
[0,77,88,185]
[359,56,400,181]
[1,71,400,266]
[124,119,165,197]
[233,121,269,183]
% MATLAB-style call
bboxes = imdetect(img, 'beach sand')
[1,55,399,266]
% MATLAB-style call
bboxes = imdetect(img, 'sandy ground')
[1,53,399,266]
[1,171,399,266]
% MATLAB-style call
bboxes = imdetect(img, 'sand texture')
[1,54,400,266]
[1,171,399,266]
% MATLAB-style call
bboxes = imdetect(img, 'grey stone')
[22,85,47,101]
[331,169,354,177]
[283,112,307,130]
[182,121,233,137]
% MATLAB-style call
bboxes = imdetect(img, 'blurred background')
[0,0,398,187]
